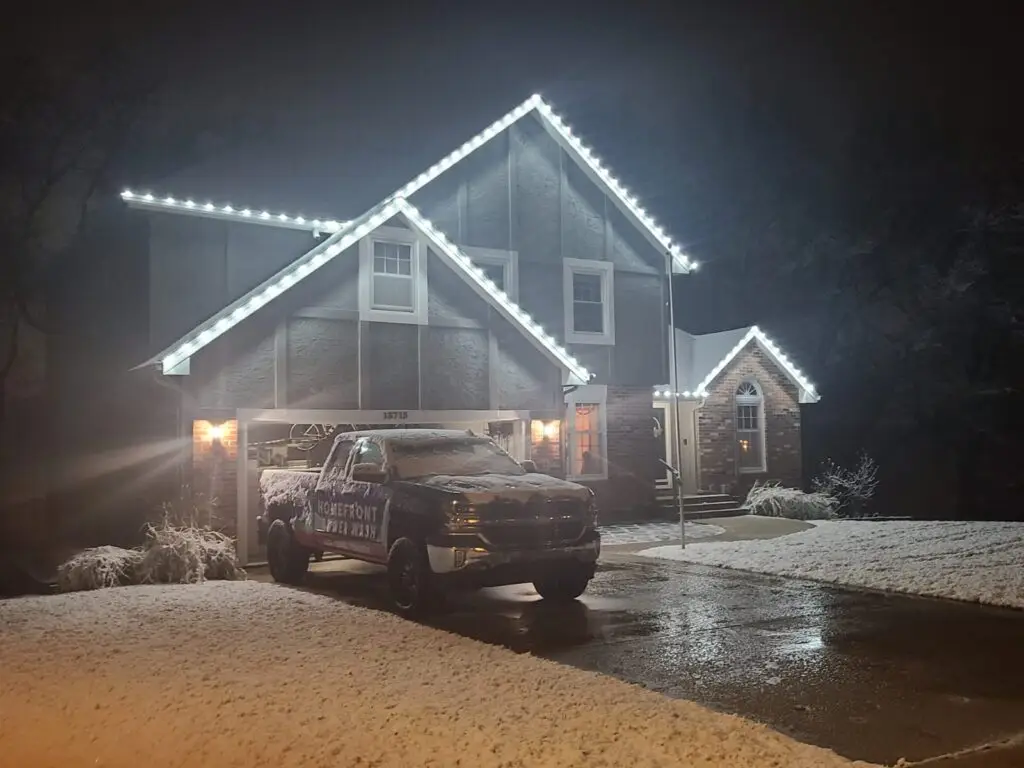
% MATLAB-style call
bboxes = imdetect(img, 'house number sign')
[382,411,408,420]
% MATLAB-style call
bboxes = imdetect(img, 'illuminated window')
[563,258,615,345]
[566,385,608,480]
[736,381,766,473]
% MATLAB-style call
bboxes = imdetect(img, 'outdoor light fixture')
[207,424,225,442]
[530,419,561,443]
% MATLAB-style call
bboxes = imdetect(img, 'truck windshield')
[391,439,525,480]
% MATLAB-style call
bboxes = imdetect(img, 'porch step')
[654,492,749,520]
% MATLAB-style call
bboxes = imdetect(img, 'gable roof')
[122,95,698,271]
[658,326,820,403]
[140,196,592,384]
[128,94,700,385]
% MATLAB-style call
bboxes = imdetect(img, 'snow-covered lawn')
[640,520,1024,609]
[0,582,872,767]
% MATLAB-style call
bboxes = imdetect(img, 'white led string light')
[155,196,592,383]
[392,96,540,201]
[121,190,345,234]
[395,199,591,383]
[125,95,695,269]
[533,99,696,274]
[158,202,400,372]
[136,94,698,378]
[692,326,818,401]
[653,388,706,400]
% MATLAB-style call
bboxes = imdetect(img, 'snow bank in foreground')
[0,582,872,767]
[641,520,1024,609]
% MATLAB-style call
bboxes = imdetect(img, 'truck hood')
[415,473,591,504]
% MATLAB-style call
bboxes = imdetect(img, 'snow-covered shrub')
[56,546,145,592]
[812,452,879,517]
[136,524,245,584]
[745,481,837,520]
[55,521,245,592]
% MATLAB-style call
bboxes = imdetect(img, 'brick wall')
[697,345,802,497]
[582,386,658,522]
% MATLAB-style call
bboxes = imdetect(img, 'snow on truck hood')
[417,473,591,503]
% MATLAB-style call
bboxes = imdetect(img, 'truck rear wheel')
[387,537,438,617]
[267,520,310,585]
[533,564,592,602]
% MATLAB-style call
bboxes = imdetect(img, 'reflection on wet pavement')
[297,555,1024,766]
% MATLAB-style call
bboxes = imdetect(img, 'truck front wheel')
[387,537,438,617]
[533,564,592,602]
[267,520,310,585]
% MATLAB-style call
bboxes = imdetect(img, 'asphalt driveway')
[279,553,1024,766]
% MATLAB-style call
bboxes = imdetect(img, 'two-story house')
[125,95,818,564]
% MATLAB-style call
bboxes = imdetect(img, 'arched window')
[735,381,766,473]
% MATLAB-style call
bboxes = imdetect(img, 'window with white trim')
[372,241,413,311]
[463,246,518,301]
[563,258,614,345]
[358,226,428,324]
[566,384,608,480]
[735,381,766,473]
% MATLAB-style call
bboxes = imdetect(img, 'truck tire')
[533,564,592,602]
[267,519,310,585]
[387,537,437,617]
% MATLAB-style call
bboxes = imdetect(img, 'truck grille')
[477,495,587,550]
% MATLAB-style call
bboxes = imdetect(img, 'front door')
[653,402,673,491]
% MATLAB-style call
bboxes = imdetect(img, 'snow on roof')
[658,326,820,403]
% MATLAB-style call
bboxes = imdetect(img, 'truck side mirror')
[351,463,388,484]
[521,459,538,474]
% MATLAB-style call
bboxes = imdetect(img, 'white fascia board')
[396,199,592,383]
[121,190,345,234]
[695,326,820,403]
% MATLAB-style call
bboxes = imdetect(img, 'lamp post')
[665,252,686,547]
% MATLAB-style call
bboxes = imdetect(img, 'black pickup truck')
[257,429,601,615]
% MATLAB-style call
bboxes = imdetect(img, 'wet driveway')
[294,554,1024,766]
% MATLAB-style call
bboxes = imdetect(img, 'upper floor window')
[358,226,428,325]
[563,258,615,345]
[372,241,413,311]
[463,246,518,302]
[735,380,766,473]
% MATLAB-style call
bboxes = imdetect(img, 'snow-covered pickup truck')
[257,429,600,615]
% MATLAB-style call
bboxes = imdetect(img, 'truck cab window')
[320,439,354,486]
[352,439,385,469]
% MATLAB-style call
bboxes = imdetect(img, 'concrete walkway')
[603,514,813,553]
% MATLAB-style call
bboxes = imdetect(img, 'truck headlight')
[448,500,480,530]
